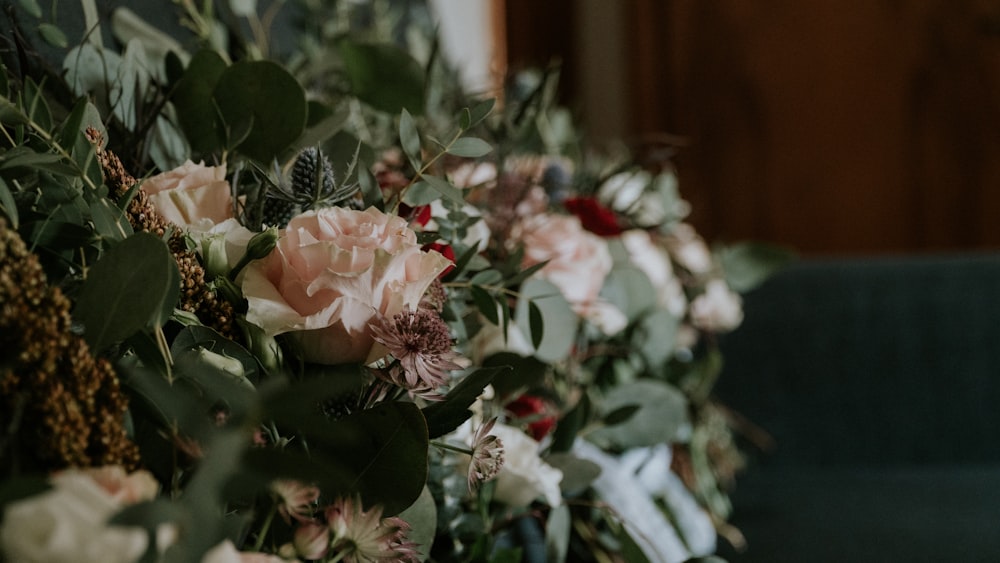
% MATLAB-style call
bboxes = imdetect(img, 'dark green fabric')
[713,254,1000,561]
[716,254,1000,466]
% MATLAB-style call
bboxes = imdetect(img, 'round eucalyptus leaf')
[590,380,689,449]
[338,39,426,115]
[213,60,307,162]
[397,486,436,561]
[72,232,177,352]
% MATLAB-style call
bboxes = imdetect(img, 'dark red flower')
[505,395,557,441]
[422,241,455,277]
[563,196,623,236]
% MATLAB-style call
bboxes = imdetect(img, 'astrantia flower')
[468,417,505,492]
[271,480,320,523]
[325,497,419,563]
[369,308,462,395]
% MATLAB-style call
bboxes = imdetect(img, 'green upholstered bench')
[712,254,1000,563]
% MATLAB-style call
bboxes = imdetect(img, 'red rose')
[505,395,557,441]
[563,196,623,236]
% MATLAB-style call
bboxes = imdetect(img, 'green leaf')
[469,268,502,286]
[550,394,589,453]
[717,242,795,293]
[338,39,426,115]
[171,325,261,384]
[589,380,689,449]
[636,308,680,369]
[37,23,67,48]
[527,300,544,349]
[422,366,507,438]
[72,233,177,351]
[399,108,421,170]
[481,353,547,398]
[515,279,576,363]
[228,0,257,17]
[602,404,641,426]
[470,285,498,325]
[89,198,133,242]
[446,137,492,158]
[213,60,307,162]
[0,177,18,229]
[544,453,601,494]
[317,402,429,515]
[17,0,41,18]
[171,49,227,155]
[0,95,27,124]
[420,174,465,206]
[468,98,496,127]
[397,486,436,561]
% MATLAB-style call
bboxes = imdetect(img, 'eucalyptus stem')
[252,503,279,552]
[390,128,465,215]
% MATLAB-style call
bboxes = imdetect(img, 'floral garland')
[0,1,789,562]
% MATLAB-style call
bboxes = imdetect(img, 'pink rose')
[242,207,452,364]
[144,160,233,227]
[514,213,612,309]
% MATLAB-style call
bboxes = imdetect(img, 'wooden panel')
[635,0,1000,255]
[507,1,1000,255]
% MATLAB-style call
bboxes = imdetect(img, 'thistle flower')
[325,496,420,563]
[369,309,462,396]
[467,417,505,492]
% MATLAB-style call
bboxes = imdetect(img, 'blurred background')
[501,0,1000,256]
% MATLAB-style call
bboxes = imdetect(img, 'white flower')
[490,423,563,508]
[579,300,628,336]
[689,279,744,332]
[143,160,233,228]
[0,468,166,563]
[188,218,256,279]
[666,223,714,275]
[447,161,497,189]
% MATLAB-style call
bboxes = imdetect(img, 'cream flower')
[0,468,165,563]
[490,423,563,508]
[143,160,233,228]
[689,279,744,333]
[242,207,452,365]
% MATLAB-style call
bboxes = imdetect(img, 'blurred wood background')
[505,0,1000,256]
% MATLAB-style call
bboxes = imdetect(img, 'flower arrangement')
[0,1,790,562]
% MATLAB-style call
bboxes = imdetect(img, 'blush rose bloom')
[242,207,452,365]
[0,467,168,563]
[514,213,612,310]
[144,160,233,228]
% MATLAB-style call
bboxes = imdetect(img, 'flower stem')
[252,503,279,552]
[430,440,473,456]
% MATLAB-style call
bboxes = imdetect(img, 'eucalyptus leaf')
[0,95,28,124]
[37,23,67,48]
[447,137,492,158]
[717,242,795,293]
[401,181,437,207]
[171,49,227,155]
[213,60,307,162]
[481,353,547,398]
[420,174,464,206]
[468,98,496,127]
[398,486,436,561]
[338,39,426,115]
[72,233,177,351]
[636,307,680,369]
[17,0,41,18]
[544,453,601,494]
[470,285,499,325]
[88,198,132,242]
[399,108,421,170]
[589,380,689,449]
[515,279,576,363]
[0,177,18,229]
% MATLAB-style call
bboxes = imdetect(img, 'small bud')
[213,276,243,307]
[196,348,246,379]
[246,226,280,261]
[199,232,230,279]
[228,227,279,281]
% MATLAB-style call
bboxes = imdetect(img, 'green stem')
[430,440,474,456]
[252,503,279,552]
